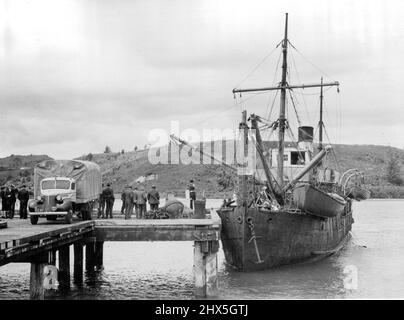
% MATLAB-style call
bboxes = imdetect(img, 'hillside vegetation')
[77,142,404,199]
[1,143,403,199]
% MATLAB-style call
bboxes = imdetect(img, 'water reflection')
[1,200,404,299]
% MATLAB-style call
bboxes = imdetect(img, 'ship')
[172,13,369,271]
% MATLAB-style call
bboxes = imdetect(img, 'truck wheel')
[30,215,39,225]
[65,210,73,224]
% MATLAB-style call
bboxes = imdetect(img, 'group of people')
[0,184,30,219]
[98,183,161,220]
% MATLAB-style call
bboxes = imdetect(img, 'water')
[1,200,404,299]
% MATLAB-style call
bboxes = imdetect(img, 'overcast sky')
[0,0,403,159]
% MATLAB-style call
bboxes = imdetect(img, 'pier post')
[85,239,96,271]
[58,245,70,290]
[73,243,84,284]
[29,253,48,300]
[94,241,104,270]
[193,240,219,297]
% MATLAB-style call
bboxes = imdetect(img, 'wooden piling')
[73,243,84,284]
[58,245,70,290]
[193,240,219,297]
[85,241,96,271]
[29,261,46,300]
[29,253,49,300]
[94,241,104,270]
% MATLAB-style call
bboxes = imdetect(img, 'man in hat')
[104,183,115,219]
[123,186,134,219]
[9,185,18,219]
[188,179,196,209]
[120,186,127,215]
[17,185,29,219]
[4,187,12,218]
[147,185,160,212]
[0,186,6,218]
[98,183,106,218]
[135,185,147,219]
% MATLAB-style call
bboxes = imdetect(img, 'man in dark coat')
[135,187,147,219]
[9,185,18,219]
[98,183,106,218]
[123,186,134,219]
[17,185,29,219]
[0,186,6,217]
[104,183,115,219]
[188,180,196,209]
[121,187,127,215]
[4,187,12,218]
[147,185,160,212]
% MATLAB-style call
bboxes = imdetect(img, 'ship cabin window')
[71,182,76,190]
[283,154,289,162]
[291,151,306,165]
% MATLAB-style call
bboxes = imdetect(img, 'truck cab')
[29,177,78,224]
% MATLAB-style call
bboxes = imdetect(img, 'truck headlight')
[36,196,42,201]
[56,195,62,202]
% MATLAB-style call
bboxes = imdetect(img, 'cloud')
[1,0,403,159]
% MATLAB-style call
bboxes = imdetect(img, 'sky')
[0,0,403,159]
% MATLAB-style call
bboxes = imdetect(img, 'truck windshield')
[42,180,71,190]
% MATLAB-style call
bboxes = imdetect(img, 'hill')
[1,143,402,199]
[0,154,53,187]
[76,142,404,199]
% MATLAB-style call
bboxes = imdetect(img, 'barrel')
[193,199,207,219]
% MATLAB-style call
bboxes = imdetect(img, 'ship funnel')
[298,126,314,143]
[297,126,314,155]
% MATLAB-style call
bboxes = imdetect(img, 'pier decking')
[0,209,222,299]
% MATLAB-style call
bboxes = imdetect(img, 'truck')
[28,159,102,225]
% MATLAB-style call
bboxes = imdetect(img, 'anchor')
[246,217,264,264]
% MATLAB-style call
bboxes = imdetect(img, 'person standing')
[104,183,115,219]
[4,187,11,218]
[98,184,106,218]
[17,185,29,219]
[9,185,18,219]
[188,179,196,209]
[133,186,139,218]
[120,186,127,215]
[147,185,160,212]
[123,186,134,219]
[0,186,6,217]
[136,187,147,219]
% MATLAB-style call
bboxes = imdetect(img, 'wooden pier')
[0,210,221,299]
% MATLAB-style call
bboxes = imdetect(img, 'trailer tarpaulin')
[34,160,101,203]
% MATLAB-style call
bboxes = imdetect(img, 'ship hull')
[217,200,353,271]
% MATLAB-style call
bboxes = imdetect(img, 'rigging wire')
[288,40,337,83]
[264,50,282,119]
[185,91,270,129]
[322,124,342,173]
[288,90,302,127]
[289,47,312,124]
[233,42,282,90]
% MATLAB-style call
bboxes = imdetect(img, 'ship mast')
[232,13,340,195]
[318,77,324,150]
[277,12,289,187]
